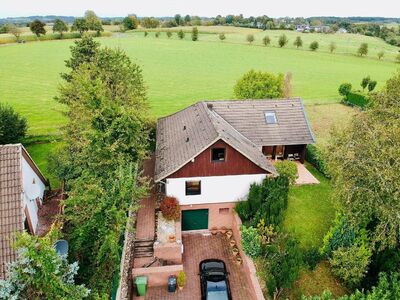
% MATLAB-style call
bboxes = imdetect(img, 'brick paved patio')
[295,161,320,185]
[137,233,256,300]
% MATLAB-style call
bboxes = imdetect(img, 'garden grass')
[283,163,336,249]
[285,261,349,299]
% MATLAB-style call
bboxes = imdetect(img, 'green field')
[0,27,398,137]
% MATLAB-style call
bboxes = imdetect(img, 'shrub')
[357,43,368,56]
[144,31,148,37]
[265,235,302,297]
[177,29,185,39]
[305,145,330,178]
[155,31,160,38]
[361,76,370,90]
[166,31,172,38]
[0,102,27,144]
[246,34,255,44]
[219,33,226,41]
[278,34,288,47]
[321,216,356,256]
[329,42,336,53]
[191,27,198,41]
[160,196,180,220]
[330,243,372,288]
[275,161,298,185]
[303,247,321,270]
[262,36,271,46]
[377,51,384,60]
[346,92,369,107]
[240,226,262,258]
[235,199,252,222]
[234,70,284,99]
[177,271,186,287]
[309,41,319,51]
[338,83,352,97]
[396,53,400,63]
[368,80,377,92]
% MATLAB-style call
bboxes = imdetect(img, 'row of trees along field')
[0,10,104,42]
[0,36,152,299]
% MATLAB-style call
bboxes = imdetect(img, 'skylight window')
[264,111,277,124]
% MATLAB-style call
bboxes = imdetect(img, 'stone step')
[134,251,154,258]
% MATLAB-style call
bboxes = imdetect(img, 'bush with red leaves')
[160,196,180,221]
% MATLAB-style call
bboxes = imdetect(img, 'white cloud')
[1,0,398,18]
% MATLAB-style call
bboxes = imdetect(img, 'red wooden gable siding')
[168,140,267,178]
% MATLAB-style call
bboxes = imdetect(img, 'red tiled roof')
[0,144,24,279]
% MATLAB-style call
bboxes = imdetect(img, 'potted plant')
[177,270,186,290]
[210,226,218,235]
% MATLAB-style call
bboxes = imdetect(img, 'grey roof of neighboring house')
[206,98,315,146]
[155,102,277,182]
[0,144,24,279]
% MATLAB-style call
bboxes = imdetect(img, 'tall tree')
[53,37,150,297]
[262,35,271,46]
[72,18,89,36]
[53,18,68,38]
[122,15,138,31]
[29,19,46,37]
[84,10,103,36]
[246,34,255,44]
[8,24,21,42]
[327,71,400,250]
[174,14,182,26]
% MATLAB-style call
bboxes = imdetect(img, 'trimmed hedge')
[306,144,330,178]
[345,92,369,108]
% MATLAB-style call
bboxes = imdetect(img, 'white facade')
[166,174,267,205]
[21,155,46,234]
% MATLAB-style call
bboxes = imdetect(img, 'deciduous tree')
[309,41,319,51]
[294,36,303,48]
[357,43,368,56]
[72,18,89,36]
[0,230,89,300]
[8,24,21,41]
[234,70,284,99]
[192,26,198,41]
[327,71,400,250]
[246,34,254,44]
[378,51,385,60]
[219,33,226,41]
[29,19,46,37]
[278,34,288,47]
[177,29,185,39]
[262,35,271,46]
[329,42,337,53]
[53,18,68,38]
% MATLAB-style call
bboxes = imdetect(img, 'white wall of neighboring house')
[166,174,267,206]
[21,155,46,234]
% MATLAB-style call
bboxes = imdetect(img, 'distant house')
[0,144,48,278]
[338,28,348,34]
[155,99,314,232]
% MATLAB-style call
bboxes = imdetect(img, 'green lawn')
[284,164,335,248]
[0,28,397,137]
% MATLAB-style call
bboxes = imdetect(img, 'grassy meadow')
[1,26,396,297]
[0,27,397,137]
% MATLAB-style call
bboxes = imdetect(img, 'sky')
[1,0,398,18]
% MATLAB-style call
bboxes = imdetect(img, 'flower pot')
[220,226,227,235]
[232,247,239,256]
[236,257,242,266]
[225,230,233,239]
[229,240,236,248]
[210,227,218,235]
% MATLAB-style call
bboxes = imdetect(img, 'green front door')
[182,209,209,231]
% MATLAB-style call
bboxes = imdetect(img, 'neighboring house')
[0,144,48,278]
[155,99,314,232]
